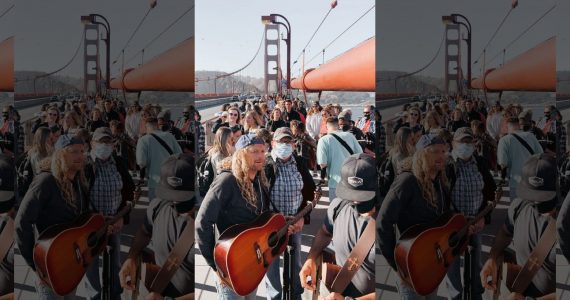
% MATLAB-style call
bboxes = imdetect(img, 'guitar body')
[214,211,288,296]
[33,213,107,296]
[394,212,468,296]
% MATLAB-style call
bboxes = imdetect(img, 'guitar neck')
[95,201,133,239]
[276,202,314,239]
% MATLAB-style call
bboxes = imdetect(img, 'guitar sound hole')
[448,232,459,248]
[267,232,278,248]
[87,232,98,248]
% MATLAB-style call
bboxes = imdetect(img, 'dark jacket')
[84,154,135,224]
[15,172,90,270]
[378,172,450,270]
[195,172,269,270]
[264,154,316,224]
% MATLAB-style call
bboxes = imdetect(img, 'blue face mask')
[93,143,113,160]
[452,143,474,159]
[274,142,293,159]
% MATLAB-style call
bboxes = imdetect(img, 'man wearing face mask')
[444,127,496,300]
[338,110,365,150]
[264,127,316,299]
[537,105,555,135]
[158,110,183,141]
[300,153,376,299]
[84,127,135,299]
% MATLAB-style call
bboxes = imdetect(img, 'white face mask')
[274,142,293,159]
[93,143,113,160]
[452,143,474,159]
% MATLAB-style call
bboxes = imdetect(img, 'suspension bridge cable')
[123,5,194,67]
[378,29,445,82]
[485,4,555,66]
[16,31,85,83]
[473,5,515,64]
[196,30,265,82]
[0,3,14,19]
[111,5,155,65]
[292,3,335,65]
[305,4,374,67]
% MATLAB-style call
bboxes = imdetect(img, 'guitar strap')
[0,217,14,262]
[509,216,556,294]
[329,218,376,293]
[148,216,194,294]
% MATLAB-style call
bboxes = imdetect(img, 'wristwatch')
[525,297,535,300]
[344,297,355,300]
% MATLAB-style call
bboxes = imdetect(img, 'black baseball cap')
[517,153,556,202]
[156,153,195,202]
[0,154,14,204]
[336,153,377,202]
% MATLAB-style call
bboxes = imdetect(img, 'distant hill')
[195,71,262,94]
[15,71,81,95]
[378,70,555,104]
[377,71,442,94]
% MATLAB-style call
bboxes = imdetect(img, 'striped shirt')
[451,156,484,216]
[270,152,304,216]
[90,155,123,216]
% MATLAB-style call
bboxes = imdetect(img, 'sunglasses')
[229,113,238,117]
[410,113,419,117]
[49,113,58,116]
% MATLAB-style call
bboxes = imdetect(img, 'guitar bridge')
[254,242,262,263]
[435,244,443,264]
[73,242,83,265]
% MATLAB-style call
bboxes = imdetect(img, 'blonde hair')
[412,147,448,208]
[51,147,88,210]
[231,148,268,210]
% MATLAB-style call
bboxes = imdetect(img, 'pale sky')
[378,0,557,78]
[15,0,193,79]
[0,1,14,42]
[195,0,374,79]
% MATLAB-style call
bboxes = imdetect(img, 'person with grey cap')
[378,134,451,299]
[263,127,317,299]
[196,134,275,299]
[136,117,182,202]
[83,127,135,299]
[120,153,196,299]
[481,153,557,300]
[300,153,376,299]
[338,110,365,143]
[316,116,362,200]
[15,135,102,299]
[497,117,543,200]
[0,154,15,299]
[443,127,496,300]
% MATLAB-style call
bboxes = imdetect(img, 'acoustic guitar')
[214,192,320,296]
[394,185,502,296]
[33,202,132,296]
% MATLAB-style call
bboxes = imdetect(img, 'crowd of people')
[377,95,562,300]
[196,93,379,299]
[1,95,197,300]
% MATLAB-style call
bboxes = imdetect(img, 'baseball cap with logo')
[156,153,195,202]
[92,127,114,142]
[335,153,377,202]
[235,134,265,151]
[54,134,84,151]
[517,153,557,202]
[416,134,446,151]
[273,127,293,141]
[453,127,474,142]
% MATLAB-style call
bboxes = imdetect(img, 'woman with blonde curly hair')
[197,134,281,299]
[15,135,106,299]
[243,110,263,134]
[378,134,452,299]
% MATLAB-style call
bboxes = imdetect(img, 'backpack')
[378,153,395,197]
[16,152,34,197]
[196,154,215,197]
